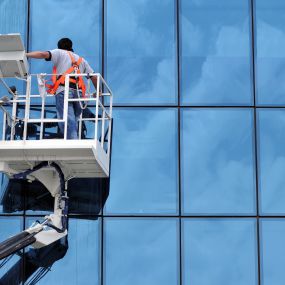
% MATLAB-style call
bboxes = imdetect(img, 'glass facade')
[0,0,285,284]
[180,0,252,106]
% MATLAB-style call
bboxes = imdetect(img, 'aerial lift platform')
[0,34,113,281]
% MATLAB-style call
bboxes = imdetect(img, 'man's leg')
[55,91,64,137]
[56,90,78,139]
[72,89,83,139]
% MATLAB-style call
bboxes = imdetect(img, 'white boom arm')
[0,162,68,260]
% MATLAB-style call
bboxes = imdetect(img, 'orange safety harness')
[46,51,86,97]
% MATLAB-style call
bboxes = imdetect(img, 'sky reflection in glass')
[180,0,252,105]
[25,217,100,285]
[106,0,177,105]
[0,0,27,39]
[181,109,256,214]
[104,218,178,285]
[0,175,24,214]
[30,0,101,74]
[260,219,285,285]
[257,110,285,214]
[105,108,178,214]
[1,1,284,284]
[0,0,27,96]
[256,0,285,105]
[183,219,257,285]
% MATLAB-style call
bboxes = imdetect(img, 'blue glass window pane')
[256,0,285,105]
[0,175,24,214]
[25,177,108,216]
[25,217,100,285]
[106,0,177,105]
[183,219,257,285]
[0,0,27,96]
[30,0,102,74]
[104,218,178,285]
[260,219,285,285]
[105,108,178,214]
[180,0,252,105]
[257,109,285,214]
[0,217,23,282]
[0,0,27,39]
[181,109,256,214]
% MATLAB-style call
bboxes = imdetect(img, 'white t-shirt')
[46,49,94,94]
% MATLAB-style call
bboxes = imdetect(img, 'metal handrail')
[0,73,113,157]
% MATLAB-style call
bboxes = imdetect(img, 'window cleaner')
[0,34,113,280]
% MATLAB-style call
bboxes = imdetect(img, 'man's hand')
[92,91,102,97]
[90,75,102,97]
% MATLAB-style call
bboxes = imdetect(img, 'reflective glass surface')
[0,175,24,214]
[105,108,178,214]
[105,0,177,105]
[183,219,257,285]
[25,177,109,216]
[256,0,285,105]
[0,0,26,214]
[181,109,256,214]
[2,1,285,284]
[260,219,285,285]
[257,109,285,214]
[30,0,102,74]
[0,217,23,282]
[25,217,100,285]
[104,218,178,285]
[0,0,27,96]
[180,0,252,105]
[0,0,27,38]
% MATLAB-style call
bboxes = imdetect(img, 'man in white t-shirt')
[26,38,98,139]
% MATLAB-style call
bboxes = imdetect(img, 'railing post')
[40,84,46,140]
[2,111,6,141]
[107,92,113,157]
[101,110,105,147]
[78,112,83,140]
[23,75,31,141]
[11,96,17,141]
[94,75,100,145]
[63,75,69,140]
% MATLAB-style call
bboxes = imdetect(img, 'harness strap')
[67,53,86,96]
[46,51,86,97]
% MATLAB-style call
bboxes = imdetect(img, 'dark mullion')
[26,0,31,52]
[25,0,30,223]
[101,2,105,285]
[23,0,31,282]
[0,213,26,217]
[254,105,262,284]
[102,215,285,218]
[111,105,254,108]
[27,104,285,109]
[250,0,261,284]
[101,0,105,79]
[101,216,104,285]
[2,213,285,218]
[95,214,259,218]
[176,0,181,108]
[253,106,285,108]
[250,0,257,108]
[176,0,183,284]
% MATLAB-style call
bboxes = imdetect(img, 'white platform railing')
[0,73,113,157]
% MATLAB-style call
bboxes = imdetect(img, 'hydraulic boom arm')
[0,162,68,260]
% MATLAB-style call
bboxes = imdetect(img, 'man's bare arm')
[91,75,99,89]
[26,51,50,59]
[90,76,103,96]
